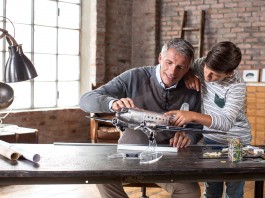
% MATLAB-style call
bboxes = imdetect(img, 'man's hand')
[112,98,136,112]
[184,72,201,91]
[169,131,191,148]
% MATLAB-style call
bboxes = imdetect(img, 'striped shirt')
[192,57,251,145]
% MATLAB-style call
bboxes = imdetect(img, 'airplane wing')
[154,125,227,135]
[86,116,227,135]
[86,116,130,131]
[86,116,113,123]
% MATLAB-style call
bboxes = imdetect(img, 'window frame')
[0,0,82,110]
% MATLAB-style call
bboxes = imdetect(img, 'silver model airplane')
[87,107,227,164]
[88,107,227,135]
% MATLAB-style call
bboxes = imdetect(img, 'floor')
[0,181,262,198]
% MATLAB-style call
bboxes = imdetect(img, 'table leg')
[15,133,19,143]
[35,131,38,143]
[255,181,264,198]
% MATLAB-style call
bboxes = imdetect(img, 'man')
[165,41,251,198]
[79,38,202,198]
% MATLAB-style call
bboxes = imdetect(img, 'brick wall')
[160,0,265,72]
[94,0,265,84]
[93,0,106,84]
[0,108,89,144]
[105,0,133,81]
[131,0,159,67]
[94,0,159,84]
[93,0,133,84]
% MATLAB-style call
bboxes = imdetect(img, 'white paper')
[0,140,40,162]
[13,146,40,163]
[0,142,20,160]
[117,144,178,153]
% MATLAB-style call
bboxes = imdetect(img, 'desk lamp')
[0,17,38,121]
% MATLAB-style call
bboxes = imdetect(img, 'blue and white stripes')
[193,58,251,145]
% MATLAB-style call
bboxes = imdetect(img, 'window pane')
[58,2,80,29]
[1,0,81,110]
[0,22,3,50]
[34,26,57,54]
[6,0,31,24]
[34,82,57,108]
[58,55,79,81]
[6,24,32,52]
[8,82,31,109]
[58,81,79,107]
[58,29,79,55]
[0,1,3,16]
[35,0,57,26]
[34,54,57,81]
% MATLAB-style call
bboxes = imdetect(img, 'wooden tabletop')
[0,143,265,185]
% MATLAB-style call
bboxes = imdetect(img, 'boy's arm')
[165,83,247,132]
[166,110,212,128]
[184,57,205,91]
[184,71,201,92]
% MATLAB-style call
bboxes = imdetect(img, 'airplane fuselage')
[116,108,170,126]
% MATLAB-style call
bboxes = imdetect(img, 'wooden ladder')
[180,10,205,58]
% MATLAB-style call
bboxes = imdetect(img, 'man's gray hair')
[161,38,195,66]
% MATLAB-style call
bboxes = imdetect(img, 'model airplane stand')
[108,126,163,164]
[136,123,163,164]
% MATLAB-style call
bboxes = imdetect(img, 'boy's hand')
[184,72,201,91]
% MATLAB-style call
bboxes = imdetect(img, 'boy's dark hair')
[205,41,242,73]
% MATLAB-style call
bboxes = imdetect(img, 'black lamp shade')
[5,45,38,83]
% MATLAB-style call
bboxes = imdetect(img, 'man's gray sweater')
[80,66,202,145]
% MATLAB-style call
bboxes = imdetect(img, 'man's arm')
[79,87,116,113]
[79,72,131,113]
[79,68,144,113]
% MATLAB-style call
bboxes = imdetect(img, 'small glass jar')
[228,138,243,162]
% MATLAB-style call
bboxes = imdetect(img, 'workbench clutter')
[0,140,40,163]
[202,145,265,162]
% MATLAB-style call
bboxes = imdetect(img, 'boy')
[166,41,251,198]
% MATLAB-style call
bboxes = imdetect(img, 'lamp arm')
[0,28,7,39]
[0,28,18,46]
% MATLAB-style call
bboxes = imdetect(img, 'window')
[0,0,81,109]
